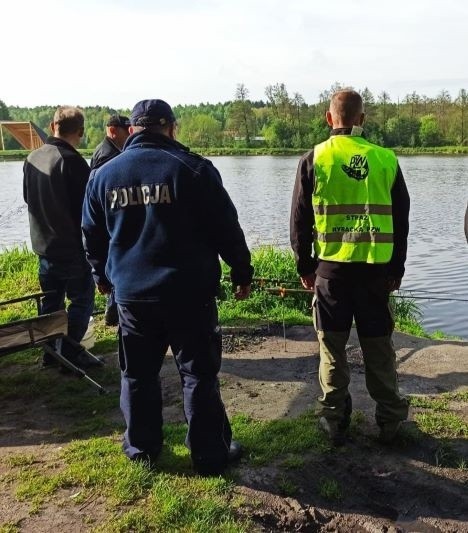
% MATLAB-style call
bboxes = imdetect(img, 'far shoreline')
[2,145,468,161]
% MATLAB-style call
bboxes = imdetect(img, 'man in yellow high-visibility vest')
[290,89,410,446]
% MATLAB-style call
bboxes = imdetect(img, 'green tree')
[377,91,391,131]
[455,89,468,145]
[306,117,329,146]
[403,91,421,119]
[384,116,420,146]
[419,114,442,146]
[435,89,451,139]
[226,83,256,146]
[360,87,375,120]
[262,118,294,147]
[0,99,10,120]
[177,113,222,148]
[265,83,292,121]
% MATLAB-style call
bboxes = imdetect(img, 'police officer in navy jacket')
[82,99,253,475]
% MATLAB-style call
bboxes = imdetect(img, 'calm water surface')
[1,155,468,338]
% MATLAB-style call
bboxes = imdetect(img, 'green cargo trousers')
[313,275,408,427]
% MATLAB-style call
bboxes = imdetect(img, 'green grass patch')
[414,412,468,439]
[231,411,329,465]
[409,395,450,411]
[0,524,20,533]
[410,391,468,441]
[276,474,298,496]
[442,390,468,403]
[280,455,306,469]
[4,454,36,468]
[318,477,342,500]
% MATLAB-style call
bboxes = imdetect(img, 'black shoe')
[319,417,349,447]
[130,451,161,470]
[193,440,243,476]
[378,421,402,444]
[228,440,243,463]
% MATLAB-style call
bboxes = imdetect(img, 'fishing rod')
[223,276,468,302]
[260,286,468,302]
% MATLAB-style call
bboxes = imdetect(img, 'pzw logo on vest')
[342,154,369,181]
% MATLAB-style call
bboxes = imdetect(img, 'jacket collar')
[330,127,353,136]
[45,135,81,154]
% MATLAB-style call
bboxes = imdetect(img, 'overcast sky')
[3,0,468,108]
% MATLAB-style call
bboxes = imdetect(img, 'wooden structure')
[0,121,47,150]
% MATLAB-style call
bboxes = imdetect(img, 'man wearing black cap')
[82,99,253,475]
[90,114,130,170]
[90,114,131,326]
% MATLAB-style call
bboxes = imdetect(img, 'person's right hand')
[300,273,316,291]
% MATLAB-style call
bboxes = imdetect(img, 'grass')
[2,410,332,530]
[1,246,466,529]
[0,245,428,336]
[318,477,342,500]
[0,525,20,533]
[409,391,468,469]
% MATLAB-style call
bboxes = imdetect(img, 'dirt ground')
[1,325,467,532]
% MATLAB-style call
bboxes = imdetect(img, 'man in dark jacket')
[290,90,410,446]
[82,99,253,475]
[23,106,97,368]
[90,114,130,326]
[90,114,130,170]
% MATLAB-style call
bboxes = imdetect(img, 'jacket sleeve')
[290,151,317,277]
[81,172,111,287]
[387,164,410,279]
[202,163,253,286]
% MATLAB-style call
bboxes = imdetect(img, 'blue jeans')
[38,256,95,357]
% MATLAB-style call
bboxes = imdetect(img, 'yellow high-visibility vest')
[313,134,397,263]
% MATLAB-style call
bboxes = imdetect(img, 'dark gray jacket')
[23,136,90,261]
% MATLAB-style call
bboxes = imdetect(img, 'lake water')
[1,155,468,338]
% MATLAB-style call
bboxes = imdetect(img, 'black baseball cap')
[106,115,130,128]
[130,99,176,127]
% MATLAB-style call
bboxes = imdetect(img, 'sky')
[3,0,468,109]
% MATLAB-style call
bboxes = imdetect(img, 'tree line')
[1,82,468,150]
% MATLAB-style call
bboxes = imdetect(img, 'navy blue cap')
[130,99,176,127]
[107,114,130,128]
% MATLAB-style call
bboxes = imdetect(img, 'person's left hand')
[234,284,251,300]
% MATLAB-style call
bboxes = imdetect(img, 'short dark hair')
[53,106,84,135]
[330,90,363,125]
[106,115,130,128]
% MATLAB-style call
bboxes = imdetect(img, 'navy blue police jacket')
[82,131,253,304]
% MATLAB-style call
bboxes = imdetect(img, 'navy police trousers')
[118,299,232,470]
